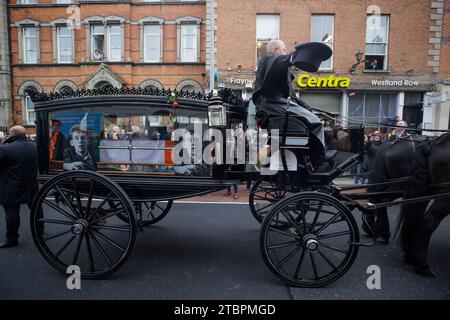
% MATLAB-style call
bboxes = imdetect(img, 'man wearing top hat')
[253,40,333,167]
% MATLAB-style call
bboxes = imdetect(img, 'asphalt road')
[0,202,449,300]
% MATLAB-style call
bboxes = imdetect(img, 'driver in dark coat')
[253,40,332,167]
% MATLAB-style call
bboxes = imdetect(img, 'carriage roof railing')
[26,86,249,110]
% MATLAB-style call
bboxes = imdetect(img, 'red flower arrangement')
[167,91,180,133]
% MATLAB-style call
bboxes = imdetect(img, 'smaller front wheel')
[249,180,289,223]
[30,171,137,279]
[260,192,359,288]
[134,200,173,226]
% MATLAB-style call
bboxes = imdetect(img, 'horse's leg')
[374,206,391,244]
[362,196,377,236]
[409,199,449,278]
[401,202,428,266]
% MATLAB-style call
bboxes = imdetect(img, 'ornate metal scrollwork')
[27,86,248,110]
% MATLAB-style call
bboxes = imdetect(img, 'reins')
[311,107,450,133]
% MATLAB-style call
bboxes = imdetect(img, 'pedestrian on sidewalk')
[365,131,384,175]
[225,184,240,199]
[0,126,39,248]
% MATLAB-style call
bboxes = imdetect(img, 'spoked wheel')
[249,180,289,223]
[30,170,137,279]
[113,200,173,226]
[134,200,173,226]
[260,192,359,288]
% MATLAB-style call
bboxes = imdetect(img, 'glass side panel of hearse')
[47,105,211,177]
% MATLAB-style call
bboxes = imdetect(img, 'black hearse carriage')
[28,86,366,288]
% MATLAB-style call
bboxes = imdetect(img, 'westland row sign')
[295,74,424,90]
[370,79,420,87]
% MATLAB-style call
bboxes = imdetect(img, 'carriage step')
[284,137,309,146]
[350,239,376,247]
[280,145,310,149]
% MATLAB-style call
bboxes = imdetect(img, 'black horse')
[366,133,450,277]
[365,135,427,243]
[400,132,450,277]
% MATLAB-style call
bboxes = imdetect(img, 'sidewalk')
[180,184,250,204]
[180,178,367,204]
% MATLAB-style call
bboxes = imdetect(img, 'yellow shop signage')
[297,74,351,88]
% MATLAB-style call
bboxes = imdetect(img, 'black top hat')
[292,42,333,72]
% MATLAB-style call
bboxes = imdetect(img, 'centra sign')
[297,74,351,88]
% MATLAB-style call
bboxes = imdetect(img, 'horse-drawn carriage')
[28,82,450,287]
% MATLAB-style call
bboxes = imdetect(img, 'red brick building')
[215,0,450,131]
[5,0,450,131]
[8,0,209,128]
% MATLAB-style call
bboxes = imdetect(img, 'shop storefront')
[217,71,256,100]
[292,71,435,130]
[299,91,341,115]
[218,69,443,132]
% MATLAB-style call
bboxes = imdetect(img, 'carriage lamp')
[208,90,227,128]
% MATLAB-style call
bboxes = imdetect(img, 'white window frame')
[256,14,280,42]
[55,0,72,4]
[107,24,122,62]
[25,93,35,125]
[22,0,38,4]
[143,24,161,63]
[180,24,198,63]
[311,14,334,71]
[23,27,38,64]
[256,14,280,65]
[365,14,389,71]
[91,24,105,61]
[57,26,73,63]
[149,115,162,126]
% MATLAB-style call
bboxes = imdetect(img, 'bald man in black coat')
[0,126,39,248]
[253,40,332,167]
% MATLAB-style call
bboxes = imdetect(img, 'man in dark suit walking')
[0,126,39,248]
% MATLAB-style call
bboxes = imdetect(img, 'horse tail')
[407,139,432,196]
[367,142,390,193]
[396,139,433,239]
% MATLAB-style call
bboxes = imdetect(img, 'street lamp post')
[350,50,364,73]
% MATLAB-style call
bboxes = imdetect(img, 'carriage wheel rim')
[260,192,359,287]
[30,171,137,279]
[249,180,289,223]
[115,200,173,226]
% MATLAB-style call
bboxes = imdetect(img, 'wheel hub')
[302,234,319,251]
[71,219,89,235]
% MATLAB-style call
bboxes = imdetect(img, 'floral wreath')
[166,91,180,133]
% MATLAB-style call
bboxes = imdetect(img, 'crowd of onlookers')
[0,131,36,144]
[318,117,410,185]
[105,124,170,141]
[355,119,409,184]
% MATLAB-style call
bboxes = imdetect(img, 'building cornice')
[9,1,206,8]
[12,62,206,67]
[10,19,40,27]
